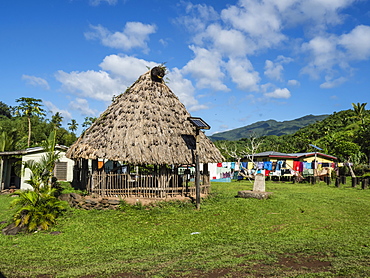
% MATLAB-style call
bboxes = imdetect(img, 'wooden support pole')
[195,129,200,210]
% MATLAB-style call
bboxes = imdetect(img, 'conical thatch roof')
[66,67,225,165]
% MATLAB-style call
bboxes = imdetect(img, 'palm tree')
[67,119,78,134]
[15,97,46,147]
[51,112,63,129]
[82,116,97,131]
[351,102,367,126]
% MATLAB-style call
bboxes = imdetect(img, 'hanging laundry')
[264,161,273,171]
[304,161,312,169]
[293,161,300,171]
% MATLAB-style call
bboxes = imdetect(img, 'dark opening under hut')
[66,66,225,198]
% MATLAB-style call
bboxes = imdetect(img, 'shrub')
[10,188,68,232]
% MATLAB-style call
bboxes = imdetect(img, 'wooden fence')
[87,172,210,198]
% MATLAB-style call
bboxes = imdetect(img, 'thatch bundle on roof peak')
[66,67,224,166]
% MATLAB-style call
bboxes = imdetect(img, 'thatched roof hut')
[66,67,224,165]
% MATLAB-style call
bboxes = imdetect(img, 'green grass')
[1,180,370,277]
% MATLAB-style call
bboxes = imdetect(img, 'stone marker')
[238,173,273,200]
[253,173,265,192]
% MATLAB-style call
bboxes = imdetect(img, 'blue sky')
[1,0,370,136]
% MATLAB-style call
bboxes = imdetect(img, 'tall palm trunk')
[27,116,31,147]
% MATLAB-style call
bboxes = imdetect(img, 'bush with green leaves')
[11,188,68,232]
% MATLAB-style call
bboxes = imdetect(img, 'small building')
[66,67,225,198]
[0,146,74,191]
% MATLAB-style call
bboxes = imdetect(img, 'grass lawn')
[1,180,370,277]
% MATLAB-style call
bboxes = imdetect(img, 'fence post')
[335,177,340,187]
[362,178,368,190]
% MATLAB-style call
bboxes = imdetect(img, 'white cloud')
[320,76,347,88]
[225,57,260,91]
[197,24,252,56]
[99,54,157,81]
[175,0,362,96]
[264,55,293,81]
[69,98,98,116]
[85,22,156,52]
[220,0,286,50]
[167,67,207,112]
[264,60,284,81]
[182,46,229,91]
[22,75,50,90]
[89,0,117,6]
[55,70,127,102]
[176,2,219,33]
[301,35,343,79]
[339,25,370,60]
[264,88,291,99]
[43,100,72,122]
[301,25,370,83]
[287,79,300,86]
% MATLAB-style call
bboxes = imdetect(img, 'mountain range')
[209,114,329,141]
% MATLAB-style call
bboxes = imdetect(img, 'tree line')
[0,97,96,152]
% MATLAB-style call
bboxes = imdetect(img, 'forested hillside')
[209,114,328,141]
[0,98,80,151]
[213,103,370,172]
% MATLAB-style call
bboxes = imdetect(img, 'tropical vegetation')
[0,98,79,151]
[214,103,370,173]
[6,131,68,233]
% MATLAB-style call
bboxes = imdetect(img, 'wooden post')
[335,177,340,187]
[352,177,357,187]
[326,176,331,185]
[202,163,209,193]
[195,129,200,210]
[362,178,368,190]
[0,158,3,191]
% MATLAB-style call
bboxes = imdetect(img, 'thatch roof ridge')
[66,69,225,164]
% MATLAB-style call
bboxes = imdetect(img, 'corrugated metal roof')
[0,145,68,156]
[253,151,337,160]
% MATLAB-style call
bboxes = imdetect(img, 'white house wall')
[21,151,74,190]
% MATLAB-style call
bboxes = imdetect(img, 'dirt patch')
[278,254,331,270]
[249,253,333,277]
